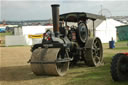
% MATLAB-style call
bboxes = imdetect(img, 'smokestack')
[51,4,60,37]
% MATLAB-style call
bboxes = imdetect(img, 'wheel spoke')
[93,43,97,49]
[97,48,100,51]
[95,56,100,62]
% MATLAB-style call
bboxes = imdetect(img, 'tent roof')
[96,19,125,31]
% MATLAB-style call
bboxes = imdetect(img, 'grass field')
[0,32,13,37]
[0,41,128,85]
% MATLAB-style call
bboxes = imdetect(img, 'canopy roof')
[59,12,106,22]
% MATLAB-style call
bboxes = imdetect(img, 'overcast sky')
[0,0,128,21]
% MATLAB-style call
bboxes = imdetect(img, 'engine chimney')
[51,4,60,37]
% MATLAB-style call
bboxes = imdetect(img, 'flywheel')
[76,22,88,47]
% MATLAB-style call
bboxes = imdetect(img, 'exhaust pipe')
[51,4,60,37]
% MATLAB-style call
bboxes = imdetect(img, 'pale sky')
[0,0,128,21]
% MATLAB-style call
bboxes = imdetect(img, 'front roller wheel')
[85,37,103,66]
[111,53,128,81]
[30,48,69,76]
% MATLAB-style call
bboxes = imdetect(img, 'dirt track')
[1,47,31,67]
[0,46,70,85]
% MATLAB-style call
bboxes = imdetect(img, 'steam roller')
[28,4,106,76]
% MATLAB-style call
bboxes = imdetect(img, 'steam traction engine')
[28,4,105,76]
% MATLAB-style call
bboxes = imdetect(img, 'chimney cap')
[51,4,60,7]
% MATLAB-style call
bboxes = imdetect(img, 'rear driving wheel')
[85,37,103,66]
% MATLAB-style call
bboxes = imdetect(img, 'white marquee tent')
[95,19,125,43]
[5,26,53,46]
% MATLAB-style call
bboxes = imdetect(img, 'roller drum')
[30,47,69,76]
